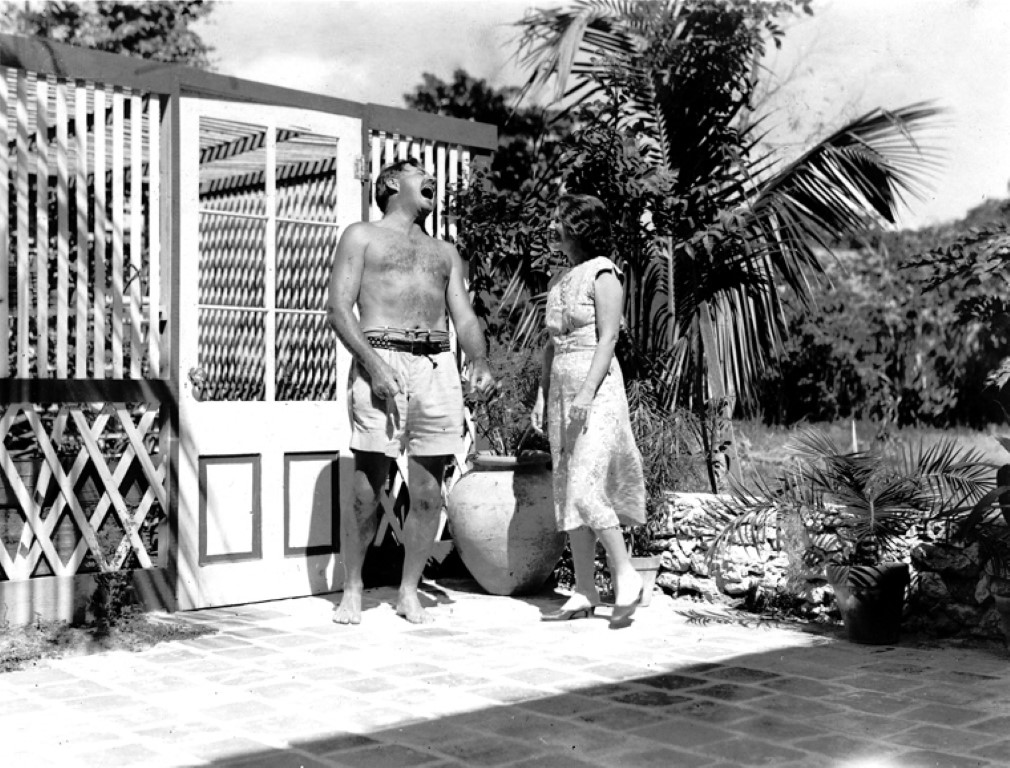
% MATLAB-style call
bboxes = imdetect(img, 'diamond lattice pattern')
[0,402,166,581]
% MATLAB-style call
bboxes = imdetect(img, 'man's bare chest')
[367,237,449,284]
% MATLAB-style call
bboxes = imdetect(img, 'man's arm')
[444,244,496,398]
[325,223,403,399]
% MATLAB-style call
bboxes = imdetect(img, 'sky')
[196,0,1010,230]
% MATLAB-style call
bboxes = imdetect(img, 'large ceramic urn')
[446,452,565,596]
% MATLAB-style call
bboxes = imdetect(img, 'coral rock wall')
[651,493,1007,641]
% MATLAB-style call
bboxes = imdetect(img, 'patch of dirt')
[0,611,216,673]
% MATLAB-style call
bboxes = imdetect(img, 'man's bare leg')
[396,454,446,624]
[334,451,389,624]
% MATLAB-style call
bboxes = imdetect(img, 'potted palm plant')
[713,429,991,644]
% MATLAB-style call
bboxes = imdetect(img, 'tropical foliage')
[911,213,1010,396]
[755,199,1010,428]
[1,0,216,68]
[464,337,549,456]
[712,428,993,568]
[428,0,948,493]
[404,69,569,195]
[508,0,944,417]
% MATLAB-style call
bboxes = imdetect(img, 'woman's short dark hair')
[374,158,422,213]
[556,193,613,259]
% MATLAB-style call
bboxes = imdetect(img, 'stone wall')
[644,492,791,601]
[647,492,1008,641]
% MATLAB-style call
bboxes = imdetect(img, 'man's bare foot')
[333,590,362,625]
[395,591,434,624]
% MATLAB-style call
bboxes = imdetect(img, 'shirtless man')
[325,158,495,624]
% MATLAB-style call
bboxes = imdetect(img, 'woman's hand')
[531,390,546,433]
[569,390,594,427]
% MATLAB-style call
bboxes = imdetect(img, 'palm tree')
[513,0,944,416]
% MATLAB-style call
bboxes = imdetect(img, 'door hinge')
[354,155,369,182]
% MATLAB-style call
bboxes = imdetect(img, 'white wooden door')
[175,97,359,610]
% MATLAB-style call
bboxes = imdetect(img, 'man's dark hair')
[374,158,422,213]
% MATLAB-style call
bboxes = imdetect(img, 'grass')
[731,419,1010,487]
[0,609,215,673]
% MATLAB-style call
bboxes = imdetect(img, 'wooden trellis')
[0,402,165,580]
[0,56,168,607]
[0,68,162,381]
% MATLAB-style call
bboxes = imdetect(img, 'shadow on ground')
[189,587,1010,768]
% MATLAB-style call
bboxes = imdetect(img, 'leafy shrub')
[466,337,549,457]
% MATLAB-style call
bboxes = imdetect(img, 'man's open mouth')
[421,183,436,200]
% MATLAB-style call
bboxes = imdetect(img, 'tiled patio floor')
[3,580,1009,767]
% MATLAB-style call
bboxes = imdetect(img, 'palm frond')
[898,437,995,511]
[749,103,945,238]
[515,1,639,100]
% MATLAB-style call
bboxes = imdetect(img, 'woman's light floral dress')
[545,256,646,532]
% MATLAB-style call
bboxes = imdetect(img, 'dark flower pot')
[826,562,910,645]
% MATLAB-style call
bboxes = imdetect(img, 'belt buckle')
[408,329,433,354]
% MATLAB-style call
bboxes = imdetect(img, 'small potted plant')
[445,342,564,596]
[714,428,991,644]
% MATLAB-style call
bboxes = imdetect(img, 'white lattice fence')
[0,401,166,580]
[0,62,167,587]
[1,67,162,380]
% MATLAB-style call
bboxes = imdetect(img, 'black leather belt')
[366,333,450,355]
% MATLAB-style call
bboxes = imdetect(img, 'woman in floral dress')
[531,194,647,627]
